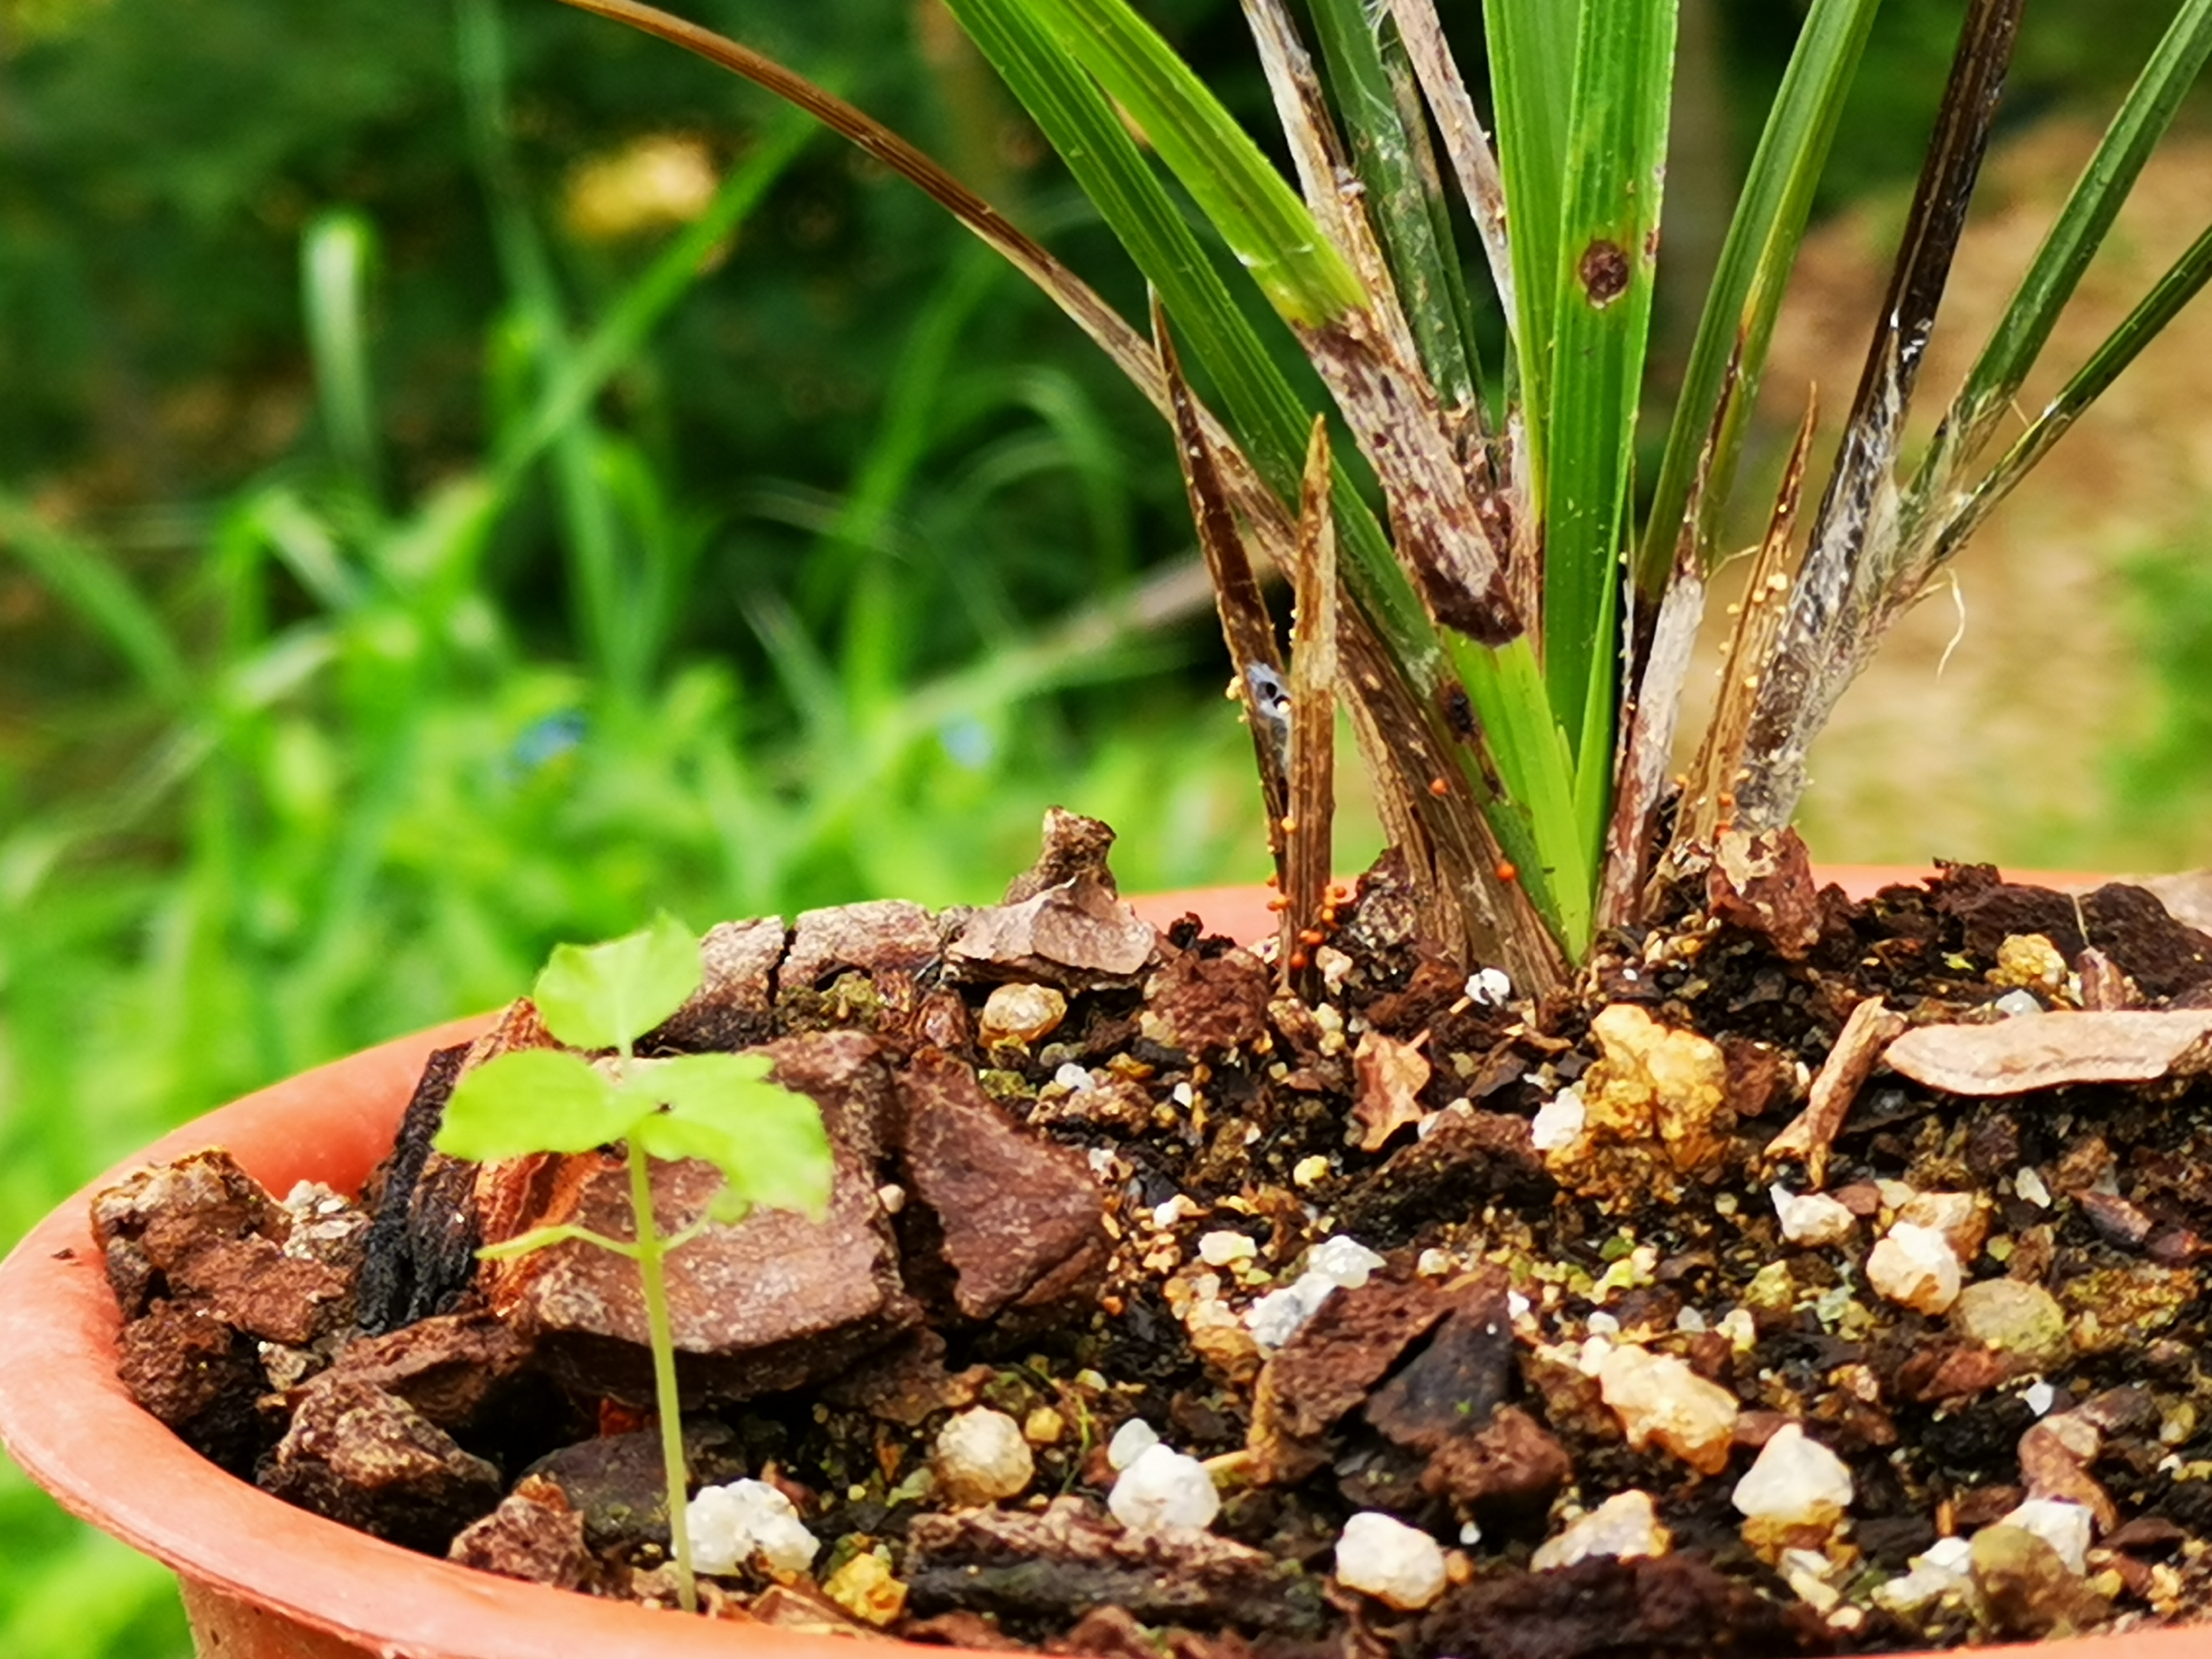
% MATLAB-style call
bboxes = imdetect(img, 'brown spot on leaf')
[1578,240,1631,307]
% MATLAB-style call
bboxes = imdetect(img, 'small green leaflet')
[532,910,700,1052]
[632,1053,835,1222]
[432,1047,832,1223]
[437,1048,634,1162]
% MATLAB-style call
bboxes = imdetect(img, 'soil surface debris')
[95,818,2212,1654]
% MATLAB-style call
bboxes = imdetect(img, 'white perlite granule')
[1107,1443,1219,1532]
[931,1407,1034,1506]
[1731,1424,1854,1524]
[1334,1511,1447,1610]
[1107,1417,1161,1472]
[686,1479,819,1576]
[1245,1236,1387,1349]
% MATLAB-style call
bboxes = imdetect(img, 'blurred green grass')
[0,6,1279,1648]
[2,0,2208,1653]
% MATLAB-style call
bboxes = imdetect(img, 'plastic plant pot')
[0,877,2182,1659]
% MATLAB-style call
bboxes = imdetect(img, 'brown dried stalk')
[1729,0,2026,831]
[1238,0,1518,646]
[1281,418,1338,993]
[1155,300,1290,879]
[1678,395,1818,853]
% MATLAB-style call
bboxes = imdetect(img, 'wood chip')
[1883,1010,2212,1096]
[1351,1030,1432,1153]
[2076,948,2136,1012]
[1764,997,1906,1187]
[948,878,1156,983]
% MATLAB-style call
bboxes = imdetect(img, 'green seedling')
[433,911,833,1614]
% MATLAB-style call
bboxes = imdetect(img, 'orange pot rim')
[0,876,2187,1659]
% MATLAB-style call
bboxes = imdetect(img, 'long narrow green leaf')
[945,0,1430,662]
[301,210,385,504]
[1014,0,1365,328]
[1303,0,1478,412]
[1448,635,1589,956]
[1922,0,2212,475]
[0,497,191,708]
[1936,218,2212,563]
[1483,0,1583,478]
[1541,0,1675,759]
[1635,0,1882,595]
[495,114,815,483]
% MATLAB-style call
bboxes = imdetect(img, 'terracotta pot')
[0,879,2184,1659]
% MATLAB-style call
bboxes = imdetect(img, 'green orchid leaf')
[434,1048,637,1162]
[628,1052,834,1221]
[532,910,700,1051]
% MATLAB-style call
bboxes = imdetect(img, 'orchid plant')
[549,0,2211,990]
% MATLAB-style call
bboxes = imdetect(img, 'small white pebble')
[1292,1154,1331,1188]
[1416,1248,1453,1278]
[1242,1237,1386,1349]
[1585,1311,1620,1338]
[1151,1195,1195,1230]
[1335,1512,1447,1610]
[1675,1307,1708,1334]
[1198,1230,1257,1268]
[1992,988,2044,1019]
[1459,1520,1482,1546]
[1875,1179,1918,1212]
[1107,1418,1161,1472]
[1465,967,1513,1007]
[2016,1166,2052,1208]
[1598,1347,1739,1474]
[1530,1085,1586,1153]
[1866,1222,1962,1315]
[979,982,1068,1045]
[932,1407,1034,1507]
[1171,1081,1196,1107]
[1087,1148,1119,1178]
[876,1183,907,1215]
[1315,945,1353,994]
[1771,1185,1857,1247]
[2024,1381,2057,1416]
[1875,1536,1974,1613]
[1718,1308,1757,1353]
[1531,1491,1670,1571]
[1246,1275,1333,1348]
[1108,1443,1219,1532]
[1732,1424,1854,1524]
[1507,1290,1532,1319]
[1997,1498,2093,1574]
[1053,1062,1095,1093]
[686,1480,819,1577]
[1307,1235,1386,1289]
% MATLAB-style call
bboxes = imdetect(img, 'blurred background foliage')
[0,0,2205,1651]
